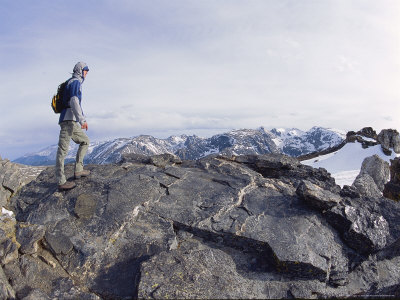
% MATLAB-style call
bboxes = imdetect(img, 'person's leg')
[55,121,73,185]
[71,122,90,174]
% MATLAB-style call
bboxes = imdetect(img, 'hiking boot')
[58,181,76,191]
[74,169,91,179]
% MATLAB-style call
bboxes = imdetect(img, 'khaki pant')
[56,121,89,185]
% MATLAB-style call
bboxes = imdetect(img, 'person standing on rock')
[56,62,91,191]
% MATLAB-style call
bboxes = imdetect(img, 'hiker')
[55,62,91,191]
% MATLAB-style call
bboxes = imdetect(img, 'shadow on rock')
[92,255,151,299]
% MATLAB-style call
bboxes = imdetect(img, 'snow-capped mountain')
[13,127,345,165]
[271,126,346,156]
[175,128,279,160]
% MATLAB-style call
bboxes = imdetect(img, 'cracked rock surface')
[1,153,400,299]
[0,157,46,209]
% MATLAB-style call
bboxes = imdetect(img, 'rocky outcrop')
[346,127,380,149]
[357,127,378,140]
[1,153,400,299]
[352,155,390,198]
[353,174,382,198]
[359,155,390,191]
[0,157,46,209]
[384,157,400,201]
[378,129,400,155]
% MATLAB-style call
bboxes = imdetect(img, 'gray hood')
[72,62,89,82]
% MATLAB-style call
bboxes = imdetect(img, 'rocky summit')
[1,153,400,299]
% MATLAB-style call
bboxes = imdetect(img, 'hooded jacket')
[59,62,89,125]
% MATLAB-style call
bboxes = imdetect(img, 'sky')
[1,0,399,160]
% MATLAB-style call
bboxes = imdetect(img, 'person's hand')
[81,122,88,131]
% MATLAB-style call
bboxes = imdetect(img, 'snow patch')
[302,142,398,187]
[332,170,360,187]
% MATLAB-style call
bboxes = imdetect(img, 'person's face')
[83,70,88,78]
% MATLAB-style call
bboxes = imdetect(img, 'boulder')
[358,127,378,140]
[359,155,390,191]
[352,155,390,197]
[378,129,400,154]
[384,157,400,201]
[346,128,379,147]
[0,157,46,208]
[324,202,389,254]
[353,173,382,198]
[297,180,342,211]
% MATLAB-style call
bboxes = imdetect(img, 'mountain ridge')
[14,126,346,166]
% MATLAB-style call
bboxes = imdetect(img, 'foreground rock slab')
[1,153,400,299]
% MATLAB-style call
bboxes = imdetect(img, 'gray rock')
[0,265,15,300]
[44,230,74,256]
[340,185,361,199]
[4,153,400,298]
[21,289,50,300]
[346,254,400,297]
[231,154,340,192]
[0,189,11,209]
[139,246,275,299]
[358,127,378,140]
[0,239,18,265]
[3,167,23,194]
[148,156,349,281]
[359,155,390,191]
[139,231,325,299]
[0,157,46,209]
[297,180,342,211]
[9,163,177,299]
[5,254,69,299]
[139,227,362,299]
[389,157,400,185]
[378,129,400,154]
[353,173,382,198]
[370,256,400,297]
[377,238,400,260]
[0,214,19,266]
[74,193,96,219]
[371,197,400,245]
[150,153,182,168]
[17,224,45,254]
[49,278,101,300]
[384,157,400,201]
[325,202,389,254]
[384,182,400,202]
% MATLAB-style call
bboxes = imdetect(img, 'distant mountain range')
[13,126,346,166]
